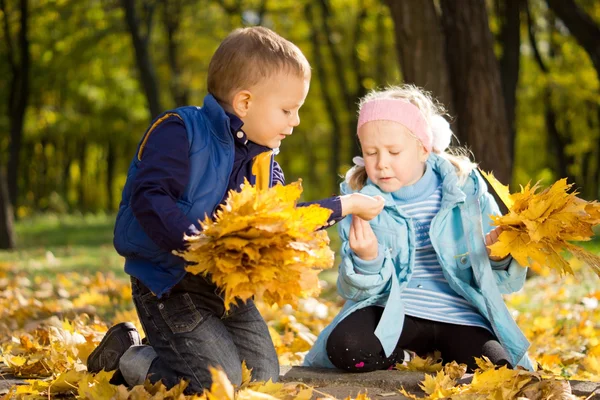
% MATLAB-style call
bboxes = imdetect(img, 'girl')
[304,85,533,372]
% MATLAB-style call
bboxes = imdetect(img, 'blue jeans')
[130,274,279,393]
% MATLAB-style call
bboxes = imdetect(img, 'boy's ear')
[231,90,252,118]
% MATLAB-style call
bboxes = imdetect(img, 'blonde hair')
[346,84,477,191]
[207,27,311,103]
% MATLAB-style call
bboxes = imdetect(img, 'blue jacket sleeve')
[334,183,395,301]
[479,191,527,294]
[131,117,197,251]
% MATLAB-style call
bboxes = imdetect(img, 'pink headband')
[357,99,432,152]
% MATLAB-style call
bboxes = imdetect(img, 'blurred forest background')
[0,0,599,249]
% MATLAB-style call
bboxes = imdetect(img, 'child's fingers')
[360,217,375,237]
[488,227,502,244]
[485,232,492,247]
[350,216,358,242]
[353,215,365,240]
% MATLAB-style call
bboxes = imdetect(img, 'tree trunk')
[589,106,600,199]
[121,0,162,119]
[0,168,15,249]
[305,2,342,193]
[2,0,30,210]
[107,140,116,211]
[384,0,455,122]
[440,0,513,183]
[78,142,87,212]
[316,0,367,162]
[544,90,572,181]
[374,8,387,86]
[498,0,522,161]
[163,0,189,107]
[526,5,578,185]
[545,0,600,83]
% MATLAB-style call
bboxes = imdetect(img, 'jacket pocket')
[123,209,163,257]
[371,225,408,262]
[158,292,203,334]
[453,252,477,288]
[455,252,471,270]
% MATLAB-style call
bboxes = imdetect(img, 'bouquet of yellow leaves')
[177,179,335,311]
[481,171,600,276]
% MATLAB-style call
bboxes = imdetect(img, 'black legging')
[326,306,512,372]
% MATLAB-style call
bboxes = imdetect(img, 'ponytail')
[345,165,369,191]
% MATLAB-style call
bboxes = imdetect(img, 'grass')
[0,213,126,278]
[1,213,599,293]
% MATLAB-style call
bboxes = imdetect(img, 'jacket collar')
[202,94,233,144]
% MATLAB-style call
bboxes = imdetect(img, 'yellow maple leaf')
[77,370,118,399]
[395,351,443,373]
[479,169,514,208]
[419,370,456,398]
[205,367,235,400]
[248,379,285,396]
[481,173,600,277]
[583,354,600,375]
[443,361,467,380]
[240,360,253,388]
[350,392,372,400]
[236,389,280,399]
[178,180,335,311]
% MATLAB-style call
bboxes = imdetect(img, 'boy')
[87,26,384,393]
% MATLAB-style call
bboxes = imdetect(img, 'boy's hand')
[349,215,379,261]
[485,226,508,262]
[341,193,385,221]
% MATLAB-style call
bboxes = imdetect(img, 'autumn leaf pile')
[397,355,575,399]
[178,180,335,310]
[1,236,600,397]
[481,171,600,276]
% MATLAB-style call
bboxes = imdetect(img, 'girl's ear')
[231,90,252,118]
[418,143,430,163]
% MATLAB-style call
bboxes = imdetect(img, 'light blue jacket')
[304,154,534,370]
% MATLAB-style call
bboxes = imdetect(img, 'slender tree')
[0,168,15,249]
[305,1,345,191]
[121,0,162,118]
[525,3,574,184]
[163,0,189,107]
[545,0,600,83]
[498,0,523,160]
[1,0,30,210]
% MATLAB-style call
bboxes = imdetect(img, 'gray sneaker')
[87,322,142,373]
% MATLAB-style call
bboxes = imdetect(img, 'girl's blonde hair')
[346,84,477,191]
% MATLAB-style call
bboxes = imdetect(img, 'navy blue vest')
[113,95,237,297]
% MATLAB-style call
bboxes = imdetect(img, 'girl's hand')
[349,215,379,260]
[341,193,385,221]
[485,226,508,262]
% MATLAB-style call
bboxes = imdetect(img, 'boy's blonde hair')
[346,84,477,191]
[208,27,311,103]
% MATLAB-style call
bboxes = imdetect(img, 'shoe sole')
[87,322,141,373]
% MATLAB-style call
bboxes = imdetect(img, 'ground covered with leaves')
[0,215,599,399]
[0,259,598,399]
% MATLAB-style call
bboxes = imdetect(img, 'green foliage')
[1,0,599,217]
[513,0,600,195]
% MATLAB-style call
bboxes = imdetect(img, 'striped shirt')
[393,167,491,331]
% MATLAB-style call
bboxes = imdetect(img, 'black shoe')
[109,368,128,386]
[87,322,142,373]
